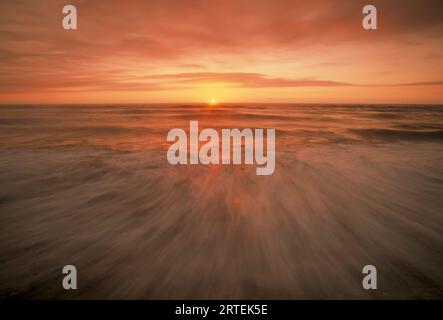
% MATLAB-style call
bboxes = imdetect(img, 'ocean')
[0,104,442,298]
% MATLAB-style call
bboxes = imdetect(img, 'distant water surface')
[0,104,442,298]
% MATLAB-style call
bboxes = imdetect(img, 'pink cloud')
[0,0,442,100]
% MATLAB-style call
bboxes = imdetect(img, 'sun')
[209,98,217,106]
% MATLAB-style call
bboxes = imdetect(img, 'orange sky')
[0,0,442,104]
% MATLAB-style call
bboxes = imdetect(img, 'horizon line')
[1,102,443,107]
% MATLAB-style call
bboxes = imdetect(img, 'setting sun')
[209,98,217,106]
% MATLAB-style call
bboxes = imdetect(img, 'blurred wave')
[349,128,443,141]
[0,104,442,299]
